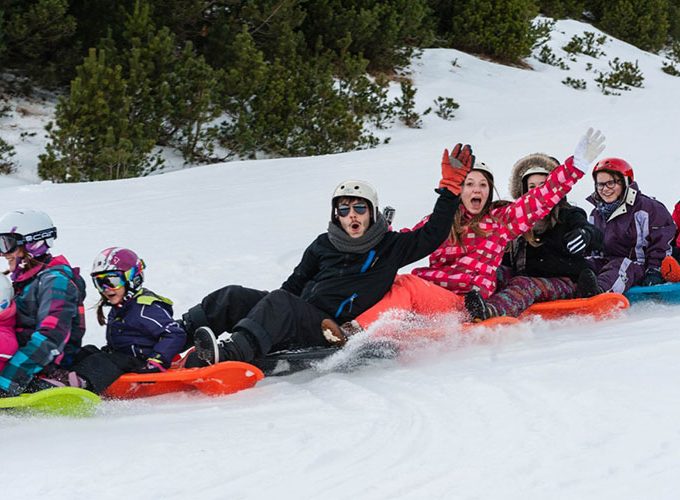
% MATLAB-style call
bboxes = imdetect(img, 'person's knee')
[182,303,209,336]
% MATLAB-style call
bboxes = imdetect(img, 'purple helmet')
[91,247,145,290]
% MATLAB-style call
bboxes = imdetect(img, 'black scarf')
[327,213,389,253]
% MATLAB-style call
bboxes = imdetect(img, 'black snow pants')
[182,285,332,358]
[72,345,144,394]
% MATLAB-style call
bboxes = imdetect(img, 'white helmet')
[0,274,13,311]
[473,161,494,182]
[331,180,379,221]
[0,209,57,256]
[522,166,552,179]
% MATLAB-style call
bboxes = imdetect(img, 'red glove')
[439,143,475,196]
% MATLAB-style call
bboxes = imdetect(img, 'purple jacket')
[106,288,186,366]
[586,182,675,271]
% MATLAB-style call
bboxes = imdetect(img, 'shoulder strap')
[134,288,174,307]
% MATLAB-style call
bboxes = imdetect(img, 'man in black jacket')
[183,144,474,364]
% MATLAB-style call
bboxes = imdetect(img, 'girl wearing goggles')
[0,209,87,398]
[61,247,188,394]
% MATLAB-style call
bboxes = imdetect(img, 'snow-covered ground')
[1,19,680,500]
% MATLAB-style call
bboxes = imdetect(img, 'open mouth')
[470,196,483,210]
[350,222,361,231]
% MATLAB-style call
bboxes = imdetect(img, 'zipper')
[335,292,358,318]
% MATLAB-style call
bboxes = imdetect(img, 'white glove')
[573,128,606,170]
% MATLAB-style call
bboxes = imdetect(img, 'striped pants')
[487,275,576,318]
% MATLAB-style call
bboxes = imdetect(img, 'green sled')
[0,387,101,417]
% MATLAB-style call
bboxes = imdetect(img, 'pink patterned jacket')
[0,301,17,372]
[410,157,584,299]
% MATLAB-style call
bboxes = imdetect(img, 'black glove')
[135,354,167,373]
[641,268,664,287]
[564,228,591,255]
[382,206,396,225]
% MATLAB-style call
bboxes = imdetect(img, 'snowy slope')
[1,19,680,500]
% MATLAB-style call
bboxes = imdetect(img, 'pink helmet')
[91,247,145,290]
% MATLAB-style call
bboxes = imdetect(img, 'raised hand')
[382,206,396,225]
[439,143,475,196]
[573,128,606,170]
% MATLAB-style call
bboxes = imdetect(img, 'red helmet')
[592,157,634,184]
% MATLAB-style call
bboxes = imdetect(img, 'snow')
[1,19,680,499]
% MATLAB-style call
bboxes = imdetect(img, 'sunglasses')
[92,272,126,293]
[595,179,622,191]
[337,203,368,217]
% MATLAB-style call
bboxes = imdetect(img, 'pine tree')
[667,0,680,40]
[0,0,78,86]
[537,0,585,19]
[218,27,373,158]
[599,0,669,51]
[38,48,160,182]
[300,0,434,71]
[439,0,539,63]
[165,42,223,163]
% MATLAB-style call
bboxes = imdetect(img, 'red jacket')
[410,158,584,298]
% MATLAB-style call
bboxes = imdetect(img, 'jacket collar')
[12,254,70,284]
[588,182,639,222]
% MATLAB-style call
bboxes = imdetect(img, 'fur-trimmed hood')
[509,153,560,199]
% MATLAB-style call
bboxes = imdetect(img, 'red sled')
[519,292,629,320]
[105,361,264,399]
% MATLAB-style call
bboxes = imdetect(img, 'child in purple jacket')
[586,158,675,293]
[50,247,187,394]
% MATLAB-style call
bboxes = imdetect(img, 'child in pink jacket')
[0,274,18,372]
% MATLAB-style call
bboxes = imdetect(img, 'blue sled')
[625,282,680,304]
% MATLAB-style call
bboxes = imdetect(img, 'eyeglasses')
[0,234,22,254]
[595,179,622,191]
[92,272,126,293]
[337,204,368,217]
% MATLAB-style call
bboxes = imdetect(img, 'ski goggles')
[0,234,21,254]
[91,272,127,293]
[0,227,57,254]
[336,203,368,217]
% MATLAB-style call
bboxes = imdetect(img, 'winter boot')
[25,369,88,393]
[321,319,364,346]
[661,255,680,283]
[194,326,258,364]
[464,289,495,322]
[576,268,604,298]
[194,326,224,365]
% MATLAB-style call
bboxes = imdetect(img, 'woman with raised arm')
[322,129,606,338]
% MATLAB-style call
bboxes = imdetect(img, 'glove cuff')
[146,357,167,372]
[439,179,461,196]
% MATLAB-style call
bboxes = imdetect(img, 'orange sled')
[519,292,630,320]
[105,361,264,399]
